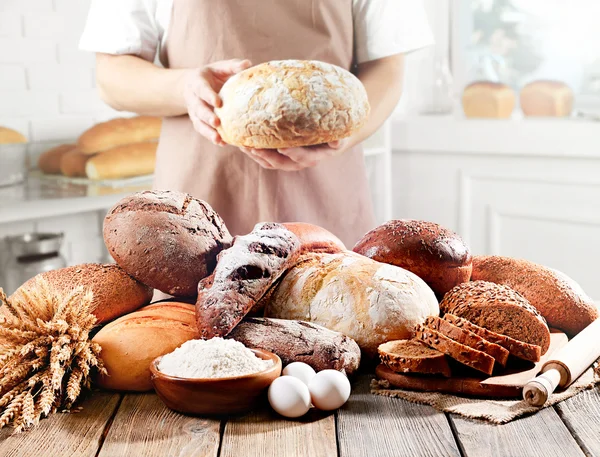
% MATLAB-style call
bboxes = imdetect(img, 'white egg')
[282,362,316,386]
[308,370,351,411]
[268,376,311,418]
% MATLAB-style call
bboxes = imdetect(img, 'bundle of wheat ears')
[0,278,104,432]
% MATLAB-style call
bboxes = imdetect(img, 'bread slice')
[443,314,542,362]
[440,281,551,354]
[378,340,451,377]
[415,326,495,375]
[424,316,509,366]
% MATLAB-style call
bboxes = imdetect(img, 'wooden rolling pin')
[523,318,600,406]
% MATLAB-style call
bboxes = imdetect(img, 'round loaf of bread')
[215,60,370,149]
[9,263,153,325]
[353,220,472,299]
[282,222,345,254]
[103,190,233,297]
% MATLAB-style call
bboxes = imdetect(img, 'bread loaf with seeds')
[378,339,452,377]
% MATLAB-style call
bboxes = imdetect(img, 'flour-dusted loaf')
[85,141,157,180]
[353,220,472,298]
[215,60,370,149]
[38,143,76,174]
[196,223,301,339]
[282,222,345,254]
[263,251,439,357]
[77,116,162,154]
[9,263,153,324]
[227,317,361,375]
[378,340,452,377]
[104,190,232,297]
[471,255,598,336]
[93,302,198,391]
[440,281,551,354]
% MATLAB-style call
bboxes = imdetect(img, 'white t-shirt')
[80,0,434,65]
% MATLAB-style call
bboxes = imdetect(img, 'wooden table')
[1,376,598,457]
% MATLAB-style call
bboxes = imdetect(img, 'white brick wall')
[0,0,127,142]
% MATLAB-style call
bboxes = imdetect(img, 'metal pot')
[2,232,67,295]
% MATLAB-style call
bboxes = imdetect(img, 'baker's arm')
[249,54,405,170]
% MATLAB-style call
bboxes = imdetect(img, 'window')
[452,0,600,113]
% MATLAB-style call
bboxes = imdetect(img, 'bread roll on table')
[520,80,573,117]
[85,141,157,180]
[462,81,515,119]
[77,116,162,154]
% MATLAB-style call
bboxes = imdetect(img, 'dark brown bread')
[196,223,301,339]
[282,222,345,254]
[353,219,472,298]
[378,339,452,377]
[227,317,361,375]
[440,281,551,354]
[424,316,509,366]
[443,314,541,362]
[415,325,495,375]
[9,263,153,325]
[471,255,598,336]
[103,190,232,297]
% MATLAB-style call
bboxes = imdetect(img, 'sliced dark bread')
[378,339,452,377]
[439,281,551,354]
[424,316,509,366]
[415,325,495,375]
[443,314,541,362]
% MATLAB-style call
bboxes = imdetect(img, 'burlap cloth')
[371,360,600,424]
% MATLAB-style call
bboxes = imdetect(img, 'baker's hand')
[183,59,252,145]
[239,139,350,171]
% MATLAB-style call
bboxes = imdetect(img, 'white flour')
[158,338,273,379]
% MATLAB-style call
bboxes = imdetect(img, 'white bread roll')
[462,81,515,119]
[263,251,439,357]
[215,60,370,149]
[520,80,573,117]
[85,141,157,180]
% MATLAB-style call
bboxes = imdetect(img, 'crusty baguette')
[196,222,301,339]
[416,325,495,375]
[9,263,153,325]
[38,143,76,174]
[60,149,92,177]
[0,126,27,144]
[440,281,551,354]
[424,316,509,366]
[85,141,157,180]
[378,339,452,377]
[77,116,162,154]
[227,317,361,375]
[443,314,542,362]
[471,255,598,336]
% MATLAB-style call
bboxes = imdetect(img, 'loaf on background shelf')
[8,263,153,325]
[37,144,76,174]
[85,141,157,180]
[60,148,91,177]
[0,126,27,143]
[353,219,472,299]
[462,81,515,119]
[92,301,198,391]
[196,222,301,339]
[262,250,439,357]
[520,80,573,117]
[216,60,370,149]
[471,255,598,336]
[227,317,361,375]
[103,190,232,297]
[77,115,162,154]
[440,280,551,354]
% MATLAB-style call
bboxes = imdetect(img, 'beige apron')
[153,0,376,247]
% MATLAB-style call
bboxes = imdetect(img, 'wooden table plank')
[450,407,586,457]
[555,388,600,457]
[220,407,337,457]
[97,393,221,457]
[337,376,460,457]
[0,392,120,457]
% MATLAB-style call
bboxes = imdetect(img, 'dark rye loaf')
[471,255,598,336]
[443,314,541,362]
[440,281,551,354]
[353,219,472,298]
[424,316,509,366]
[378,339,452,377]
[227,317,361,375]
[103,190,232,297]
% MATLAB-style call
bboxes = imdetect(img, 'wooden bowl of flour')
[150,349,282,416]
